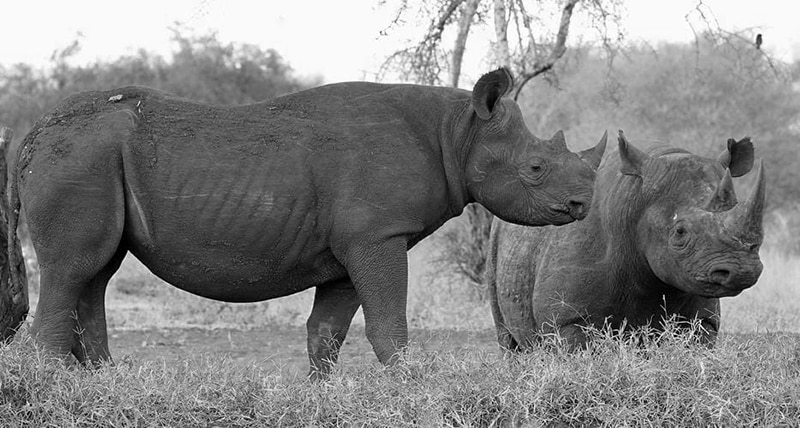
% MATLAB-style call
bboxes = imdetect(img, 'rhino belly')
[121,188,345,302]
[131,244,345,302]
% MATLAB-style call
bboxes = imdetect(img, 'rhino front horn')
[725,159,766,241]
[578,130,607,170]
[704,168,737,212]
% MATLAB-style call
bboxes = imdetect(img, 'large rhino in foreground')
[5,68,607,378]
[488,131,765,350]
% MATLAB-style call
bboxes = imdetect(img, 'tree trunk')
[451,0,481,87]
[0,127,28,343]
[493,0,511,67]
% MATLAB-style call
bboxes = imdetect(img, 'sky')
[0,0,797,86]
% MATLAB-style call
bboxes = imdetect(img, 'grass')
[2,325,799,426]
[4,214,800,426]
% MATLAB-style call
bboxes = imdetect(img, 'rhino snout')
[708,259,763,290]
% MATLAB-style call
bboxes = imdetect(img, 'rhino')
[5,68,607,378]
[487,130,765,350]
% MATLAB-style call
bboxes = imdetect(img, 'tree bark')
[0,127,28,343]
[451,0,481,87]
[493,0,511,67]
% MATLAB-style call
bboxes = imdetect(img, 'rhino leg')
[556,323,590,350]
[343,236,409,367]
[33,245,122,365]
[306,277,361,380]
[488,273,521,353]
[71,248,126,365]
[26,163,125,364]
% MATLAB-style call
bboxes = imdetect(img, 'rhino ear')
[472,68,514,120]
[718,137,754,177]
[617,130,649,177]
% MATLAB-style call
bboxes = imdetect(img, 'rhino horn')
[725,159,766,241]
[578,130,607,170]
[617,130,649,177]
[704,168,737,212]
[550,130,567,149]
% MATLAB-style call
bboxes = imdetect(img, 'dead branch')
[513,0,580,100]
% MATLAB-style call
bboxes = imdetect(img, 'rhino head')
[462,68,607,226]
[617,131,765,297]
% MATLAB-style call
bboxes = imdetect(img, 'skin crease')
[14,68,607,379]
[487,132,766,351]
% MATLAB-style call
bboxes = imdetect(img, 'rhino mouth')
[548,203,586,221]
[692,279,756,298]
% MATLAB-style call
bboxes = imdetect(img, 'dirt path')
[109,326,499,377]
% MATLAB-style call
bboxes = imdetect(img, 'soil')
[108,326,499,377]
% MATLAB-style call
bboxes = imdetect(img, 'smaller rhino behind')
[487,131,766,350]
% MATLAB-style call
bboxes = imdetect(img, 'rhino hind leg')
[306,277,361,380]
[71,247,127,365]
[33,245,122,365]
[26,170,125,365]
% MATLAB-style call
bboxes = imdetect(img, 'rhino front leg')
[343,236,409,367]
[306,277,361,380]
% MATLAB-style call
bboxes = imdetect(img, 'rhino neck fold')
[437,100,475,215]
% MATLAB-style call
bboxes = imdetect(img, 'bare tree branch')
[430,0,468,42]
[513,0,580,100]
[685,0,783,80]
[493,0,511,68]
[451,0,481,87]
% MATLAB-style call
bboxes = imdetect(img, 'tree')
[381,0,623,93]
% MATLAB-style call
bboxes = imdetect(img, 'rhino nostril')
[568,199,587,218]
[710,269,731,285]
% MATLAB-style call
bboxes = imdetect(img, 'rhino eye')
[670,222,690,248]
[530,165,543,173]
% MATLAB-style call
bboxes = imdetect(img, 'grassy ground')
[2,327,799,426]
[3,219,800,426]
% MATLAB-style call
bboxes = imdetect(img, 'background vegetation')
[1,22,799,426]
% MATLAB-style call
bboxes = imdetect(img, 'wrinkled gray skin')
[14,68,607,378]
[487,131,766,350]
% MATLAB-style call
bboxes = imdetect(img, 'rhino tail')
[0,126,28,343]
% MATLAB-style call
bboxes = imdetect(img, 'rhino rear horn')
[617,130,649,177]
[718,137,754,177]
[725,159,766,241]
[704,168,737,212]
[578,130,607,170]
[472,68,514,120]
